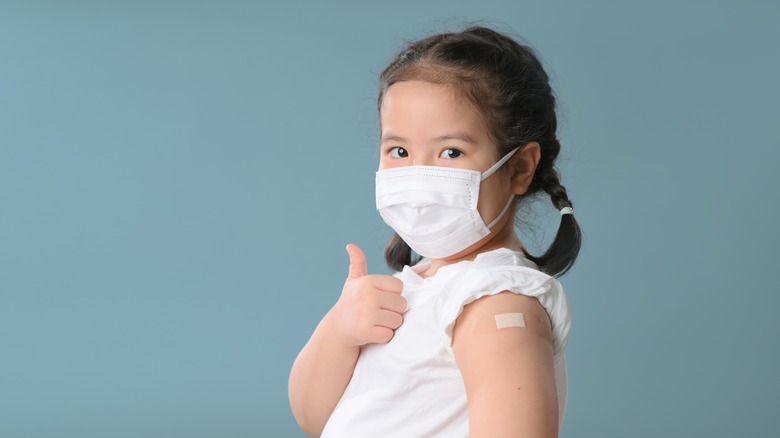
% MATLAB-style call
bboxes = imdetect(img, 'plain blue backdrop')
[2,1,778,437]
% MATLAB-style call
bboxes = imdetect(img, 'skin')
[289,80,556,437]
[378,80,536,277]
[288,242,405,436]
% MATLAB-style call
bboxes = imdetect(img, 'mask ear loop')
[480,147,522,181]
[481,147,522,229]
[486,195,515,229]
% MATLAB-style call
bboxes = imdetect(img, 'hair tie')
[560,206,574,216]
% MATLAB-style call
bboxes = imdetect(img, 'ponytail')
[519,138,581,276]
[385,233,417,272]
[522,174,581,277]
[525,212,581,277]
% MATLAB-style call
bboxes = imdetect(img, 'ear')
[509,142,540,195]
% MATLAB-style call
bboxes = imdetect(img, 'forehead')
[380,80,489,140]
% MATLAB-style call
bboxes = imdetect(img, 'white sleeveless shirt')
[321,248,572,437]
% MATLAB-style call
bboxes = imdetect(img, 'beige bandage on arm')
[494,312,526,329]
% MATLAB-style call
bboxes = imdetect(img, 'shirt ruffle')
[438,263,572,359]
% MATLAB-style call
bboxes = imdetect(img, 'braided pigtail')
[523,139,582,276]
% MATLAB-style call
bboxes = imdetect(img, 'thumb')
[346,243,368,279]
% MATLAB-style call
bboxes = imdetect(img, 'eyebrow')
[381,131,477,144]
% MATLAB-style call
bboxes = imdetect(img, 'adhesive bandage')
[494,312,526,329]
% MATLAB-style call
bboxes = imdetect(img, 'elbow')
[302,423,324,438]
[288,390,326,437]
[290,408,325,437]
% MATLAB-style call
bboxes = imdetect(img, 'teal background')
[2,1,778,437]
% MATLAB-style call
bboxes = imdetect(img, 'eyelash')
[440,148,463,159]
[387,147,464,160]
[388,147,408,158]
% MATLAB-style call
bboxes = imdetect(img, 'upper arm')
[452,291,558,438]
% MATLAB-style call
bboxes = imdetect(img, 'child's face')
[379,80,515,243]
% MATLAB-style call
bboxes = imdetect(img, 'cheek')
[378,152,393,170]
[476,173,512,220]
[378,157,405,170]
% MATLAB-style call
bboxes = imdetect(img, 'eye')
[440,148,463,159]
[388,147,408,158]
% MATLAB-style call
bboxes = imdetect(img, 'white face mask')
[375,147,520,260]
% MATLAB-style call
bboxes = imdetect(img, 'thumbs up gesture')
[330,243,407,347]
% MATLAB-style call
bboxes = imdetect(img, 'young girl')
[289,25,581,437]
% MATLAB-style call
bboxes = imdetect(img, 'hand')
[330,243,406,347]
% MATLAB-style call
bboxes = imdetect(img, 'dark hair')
[377,25,582,277]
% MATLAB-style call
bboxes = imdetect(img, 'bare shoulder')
[453,291,553,346]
